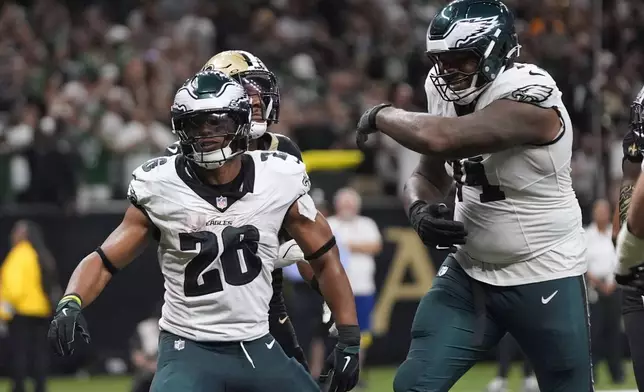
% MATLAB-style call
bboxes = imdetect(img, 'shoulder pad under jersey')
[246,149,310,198]
[127,155,177,210]
[476,63,560,110]
[272,133,303,161]
[623,130,644,163]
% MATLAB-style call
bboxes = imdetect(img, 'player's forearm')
[296,261,315,283]
[311,249,358,326]
[376,102,559,160]
[616,159,641,237]
[620,178,635,213]
[64,254,113,308]
[612,206,621,241]
[627,173,644,238]
[375,107,447,155]
[402,171,449,214]
[63,206,150,307]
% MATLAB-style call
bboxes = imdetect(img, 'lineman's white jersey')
[425,62,586,286]
[127,150,310,341]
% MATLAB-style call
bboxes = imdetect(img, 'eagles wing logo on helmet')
[171,103,190,114]
[511,85,554,104]
[448,16,500,48]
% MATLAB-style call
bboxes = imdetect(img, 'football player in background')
[165,50,320,371]
[357,0,591,390]
[613,86,644,390]
[47,71,361,392]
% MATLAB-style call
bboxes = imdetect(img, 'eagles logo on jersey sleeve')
[475,63,560,110]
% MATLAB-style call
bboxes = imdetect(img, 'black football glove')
[318,325,360,392]
[409,201,467,252]
[47,294,91,357]
[356,103,392,150]
[616,263,644,294]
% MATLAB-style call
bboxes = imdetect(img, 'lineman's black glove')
[409,201,467,252]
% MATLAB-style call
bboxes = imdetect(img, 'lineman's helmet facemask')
[426,0,520,105]
[243,78,272,139]
[201,50,279,139]
[171,70,252,170]
[632,86,644,138]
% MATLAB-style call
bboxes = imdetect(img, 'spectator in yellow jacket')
[0,220,61,392]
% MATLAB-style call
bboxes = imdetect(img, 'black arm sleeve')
[622,130,644,163]
[268,269,309,371]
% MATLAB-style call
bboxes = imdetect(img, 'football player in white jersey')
[356,0,591,391]
[164,50,322,372]
[47,71,361,392]
[614,85,644,389]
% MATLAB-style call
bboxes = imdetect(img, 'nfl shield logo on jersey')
[174,339,185,351]
[438,265,449,277]
[216,196,228,209]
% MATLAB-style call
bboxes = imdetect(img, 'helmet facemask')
[427,48,487,105]
[200,50,280,129]
[632,100,644,138]
[242,71,279,124]
[172,110,251,170]
[242,77,273,139]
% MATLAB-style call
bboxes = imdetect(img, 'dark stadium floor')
[0,362,637,391]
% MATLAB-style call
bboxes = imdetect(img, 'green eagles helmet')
[171,70,252,169]
[426,0,520,104]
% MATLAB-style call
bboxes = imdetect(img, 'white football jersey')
[425,63,586,286]
[127,150,310,341]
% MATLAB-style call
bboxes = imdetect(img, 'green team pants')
[393,256,593,392]
[151,331,320,392]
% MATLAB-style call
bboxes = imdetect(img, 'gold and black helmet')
[202,50,280,125]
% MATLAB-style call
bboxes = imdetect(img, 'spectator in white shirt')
[585,199,624,384]
[327,187,382,386]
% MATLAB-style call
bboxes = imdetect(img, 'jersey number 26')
[180,226,262,297]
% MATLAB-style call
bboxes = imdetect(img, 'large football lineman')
[357,0,591,391]
[47,71,361,391]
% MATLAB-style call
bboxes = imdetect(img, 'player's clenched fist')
[47,294,91,357]
[319,325,360,392]
[355,103,391,149]
[409,201,467,252]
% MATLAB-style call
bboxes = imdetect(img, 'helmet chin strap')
[249,97,273,139]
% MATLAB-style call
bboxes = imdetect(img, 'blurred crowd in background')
[0,0,643,222]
